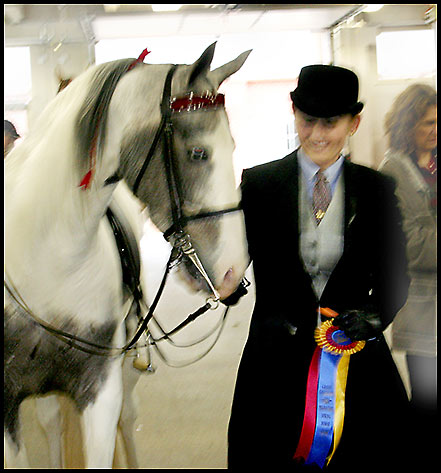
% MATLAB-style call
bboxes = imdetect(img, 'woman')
[228,65,410,471]
[379,84,436,450]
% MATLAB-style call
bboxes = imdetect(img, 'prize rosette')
[314,319,365,355]
[294,313,366,468]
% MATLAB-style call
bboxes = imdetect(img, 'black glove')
[221,278,250,306]
[333,309,382,341]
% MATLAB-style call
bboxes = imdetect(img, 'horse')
[4,42,250,468]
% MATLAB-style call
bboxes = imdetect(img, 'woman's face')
[414,105,437,154]
[294,107,360,170]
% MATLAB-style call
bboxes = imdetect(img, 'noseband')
[132,65,242,301]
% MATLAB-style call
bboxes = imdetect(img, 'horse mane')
[5,58,142,235]
[75,58,136,176]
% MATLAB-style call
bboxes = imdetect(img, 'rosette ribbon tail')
[293,308,364,468]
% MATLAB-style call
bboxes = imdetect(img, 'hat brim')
[291,90,363,118]
[348,102,364,116]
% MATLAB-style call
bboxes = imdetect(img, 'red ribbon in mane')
[127,48,151,71]
[79,48,151,190]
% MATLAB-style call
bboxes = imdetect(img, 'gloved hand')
[332,309,382,341]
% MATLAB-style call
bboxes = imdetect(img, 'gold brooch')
[315,210,326,220]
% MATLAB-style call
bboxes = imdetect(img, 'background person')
[379,83,437,452]
[4,119,20,157]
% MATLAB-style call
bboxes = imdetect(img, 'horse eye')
[188,147,208,161]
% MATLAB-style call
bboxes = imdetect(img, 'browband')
[170,93,225,113]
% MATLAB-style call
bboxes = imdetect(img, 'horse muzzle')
[170,231,245,302]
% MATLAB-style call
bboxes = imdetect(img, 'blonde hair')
[384,84,437,155]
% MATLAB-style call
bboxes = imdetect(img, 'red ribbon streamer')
[79,170,93,189]
[293,347,321,462]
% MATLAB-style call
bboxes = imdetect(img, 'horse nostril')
[223,268,234,283]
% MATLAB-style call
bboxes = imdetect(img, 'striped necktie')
[313,170,331,225]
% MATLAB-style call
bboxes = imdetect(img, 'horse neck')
[5,148,121,327]
[5,76,116,280]
[6,171,112,268]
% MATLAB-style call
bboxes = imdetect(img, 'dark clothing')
[228,151,411,471]
[406,354,437,410]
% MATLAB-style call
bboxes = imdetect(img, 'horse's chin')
[176,257,243,301]
[176,264,208,294]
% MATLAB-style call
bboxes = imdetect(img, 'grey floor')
[10,220,410,468]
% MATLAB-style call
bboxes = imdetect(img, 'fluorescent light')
[151,4,183,12]
[103,5,121,13]
[363,5,384,13]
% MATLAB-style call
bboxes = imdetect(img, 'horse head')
[78,43,251,300]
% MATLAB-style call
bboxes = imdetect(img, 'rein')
[4,55,248,362]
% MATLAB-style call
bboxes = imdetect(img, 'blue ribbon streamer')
[306,349,342,468]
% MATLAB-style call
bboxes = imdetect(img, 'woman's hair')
[384,83,437,154]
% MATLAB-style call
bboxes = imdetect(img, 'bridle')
[4,59,248,361]
[131,64,242,302]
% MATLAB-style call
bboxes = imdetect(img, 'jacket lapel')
[342,160,359,235]
[320,160,360,303]
[285,151,301,240]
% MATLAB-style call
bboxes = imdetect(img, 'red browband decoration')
[170,93,225,112]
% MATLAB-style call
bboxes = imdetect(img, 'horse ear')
[189,42,217,86]
[209,49,252,88]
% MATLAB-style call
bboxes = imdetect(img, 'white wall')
[6,5,436,172]
[26,43,91,130]
[333,24,436,169]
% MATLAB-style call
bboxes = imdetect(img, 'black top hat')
[290,65,364,118]
[4,120,20,139]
